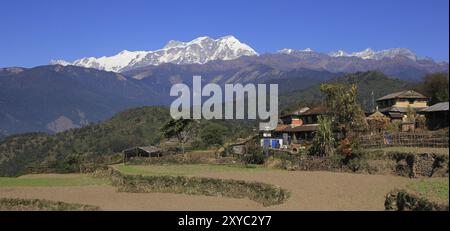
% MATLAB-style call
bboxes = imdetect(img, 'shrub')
[110,169,290,206]
[0,198,100,211]
[309,116,335,156]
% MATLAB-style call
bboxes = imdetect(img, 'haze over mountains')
[1,36,449,137]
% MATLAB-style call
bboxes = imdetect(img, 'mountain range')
[51,36,258,72]
[1,36,449,137]
[51,35,448,80]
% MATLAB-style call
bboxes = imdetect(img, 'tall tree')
[199,123,227,152]
[161,119,194,154]
[416,73,449,105]
[320,83,368,136]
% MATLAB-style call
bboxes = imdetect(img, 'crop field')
[367,147,449,155]
[0,174,110,187]
[0,165,448,211]
[115,164,278,176]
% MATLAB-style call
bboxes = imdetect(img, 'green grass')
[406,178,449,203]
[0,174,110,187]
[115,164,276,176]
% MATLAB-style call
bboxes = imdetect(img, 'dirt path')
[194,171,413,211]
[0,185,262,211]
[0,171,415,211]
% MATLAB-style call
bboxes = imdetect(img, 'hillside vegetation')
[280,71,413,112]
[0,71,422,176]
[0,106,254,176]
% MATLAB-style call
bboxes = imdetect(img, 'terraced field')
[0,165,447,211]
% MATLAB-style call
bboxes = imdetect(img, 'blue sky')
[0,0,448,67]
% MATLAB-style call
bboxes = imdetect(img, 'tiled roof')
[282,124,318,132]
[376,90,428,101]
[300,105,329,116]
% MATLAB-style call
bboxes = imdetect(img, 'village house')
[376,90,429,120]
[419,102,449,130]
[375,90,429,131]
[261,105,328,149]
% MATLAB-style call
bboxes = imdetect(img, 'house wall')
[394,99,428,108]
[377,99,428,110]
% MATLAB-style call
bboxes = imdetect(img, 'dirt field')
[0,169,432,210]
[0,185,262,211]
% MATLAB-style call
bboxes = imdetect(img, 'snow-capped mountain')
[51,36,258,72]
[278,48,314,54]
[329,48,417,61]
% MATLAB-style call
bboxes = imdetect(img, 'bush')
[240,141,265,164]
[0,198,100,211]
[110,170,290,206]
[385,190,449,211]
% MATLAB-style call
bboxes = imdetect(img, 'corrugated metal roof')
[376,90,428,101]
[421,102,449,112]
[123,146,161,153]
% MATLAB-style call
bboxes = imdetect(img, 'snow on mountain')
[329,48,417,61]
[51,36,258,72]
[278,48,313,54]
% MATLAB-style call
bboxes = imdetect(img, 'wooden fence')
[356,131,449,149]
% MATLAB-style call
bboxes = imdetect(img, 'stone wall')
[385,190,449,211]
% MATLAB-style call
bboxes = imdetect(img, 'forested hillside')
[0,106,254,176]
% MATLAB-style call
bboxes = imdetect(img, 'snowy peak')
[329,48,417,61]
[278,48,313,54]
[51,35,258,72]
[280,47,418,61]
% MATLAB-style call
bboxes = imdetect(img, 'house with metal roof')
[261,105,329,149]
[123,146,162,163]
[376,90,429,120]
[419,102,449,130]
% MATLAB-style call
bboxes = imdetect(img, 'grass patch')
[406,179,449,203]
[0,174,110,187]
[115,164,276,177]
[0,198,100,211]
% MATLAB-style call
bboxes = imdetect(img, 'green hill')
[0,106,255,176]
[280,71,413,113]
[0,71,416,176]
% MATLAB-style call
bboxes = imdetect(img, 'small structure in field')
[123,146,162,163]
[419,102,449,130]
[366,111,390,132]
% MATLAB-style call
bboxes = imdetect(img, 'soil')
[0,171,417,211]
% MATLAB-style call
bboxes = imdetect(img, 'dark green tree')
[161,119,194,154]
[415,73,449,105]
[199,123,228,152]
[320,83,368,136]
